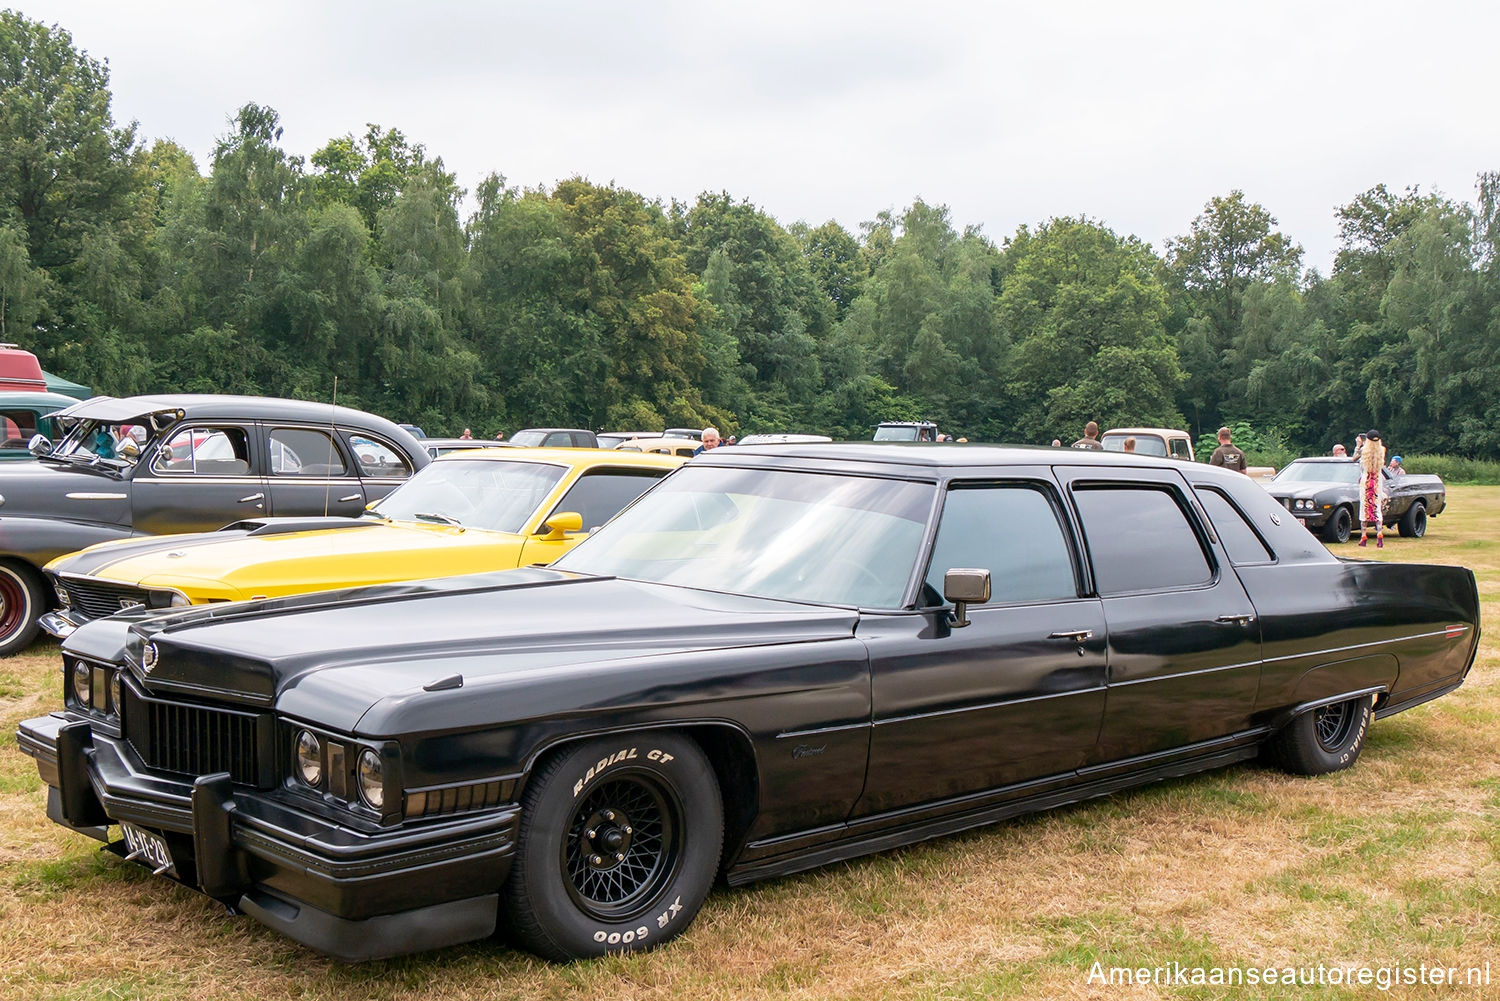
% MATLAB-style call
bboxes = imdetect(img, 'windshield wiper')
[413,511,462,527]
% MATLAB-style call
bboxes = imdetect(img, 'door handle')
[1215,613,1256,625]
[238,493,264,503]
[337,494,360,503]
[1047,629,1094,642]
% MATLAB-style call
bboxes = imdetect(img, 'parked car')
[661,427,704,441]
[0,390,79,460]
[612,436,699,458]
[873,420,938,441]
[17,446,1479,961]
[0,394,429,654]
[397,423,427,439]
[596,431,658,449]
[736,433,833,445]
[40,448,684,637]
[421,437,518,459]
[1100,427,1194,460]
[1265,457,1446,543]
[509,428,600,448]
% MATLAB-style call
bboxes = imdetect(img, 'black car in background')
[18,446,1479,961]
[1265,457,1447,543]
[0,394,428,653]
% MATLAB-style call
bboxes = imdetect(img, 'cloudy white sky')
[17,0,1500,270]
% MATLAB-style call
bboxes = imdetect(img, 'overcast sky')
[17,0,1500,271]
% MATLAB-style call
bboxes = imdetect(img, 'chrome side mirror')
[943,568,990,628]
[28,433,53,457]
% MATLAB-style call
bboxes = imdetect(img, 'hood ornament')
[141,642,159,673]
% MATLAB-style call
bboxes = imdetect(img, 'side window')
[548,470,668,532]
[923,484,1077,605]
[1073,486,1213,594]
[0,408,40,447]
[347,434,413,480]
[543,431,572,447]
[1197,488,1274,564]
[1170,438,1193,460]
[150,426,252,476]
[269,428,348,477]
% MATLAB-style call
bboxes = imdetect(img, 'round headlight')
[169,592,190,607]
[356,748,384,810]
[295,730,323,786]
[69,661,91,707]
[109,670,123,715]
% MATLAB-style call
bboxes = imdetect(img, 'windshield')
[371,459,567,533]
[51,418,155,467]
[1101,434,1169,457]
[873,426,922,441]
[554,466,935,608]
[508,430,549,447]
[1274,461,1359,484]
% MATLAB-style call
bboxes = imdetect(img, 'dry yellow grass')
[2,487,1497,1000]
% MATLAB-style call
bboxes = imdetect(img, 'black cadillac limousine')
[18,444,1481,961]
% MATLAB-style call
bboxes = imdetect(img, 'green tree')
[1001,217,1182,442]
[1166,191,1302,435]
[0,10,152,389]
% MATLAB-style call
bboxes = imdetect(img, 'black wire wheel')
[562,775,679,920]
[1313,700,1356,753]
[1268,693,1374,776]
[505,731,723,960]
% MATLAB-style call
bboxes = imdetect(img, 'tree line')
[3,11,1499,455]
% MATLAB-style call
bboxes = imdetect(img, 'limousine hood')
[111,568,860,731]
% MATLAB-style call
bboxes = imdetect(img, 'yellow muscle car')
[40,448,682,636]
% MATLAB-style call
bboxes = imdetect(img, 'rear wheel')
[0,561,45,656]
[504,732,723,960]
[1269,694,1373,775]
[1398,501,1427,538]
[1320,507,1352,544]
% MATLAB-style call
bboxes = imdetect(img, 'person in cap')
[1357,429,1388,547]
[1331,443,1347,456]
[1388,454,1404,475]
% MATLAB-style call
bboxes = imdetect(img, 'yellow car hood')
[59,521,535,601]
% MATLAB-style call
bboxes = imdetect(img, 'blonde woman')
[1357,429,1387,547]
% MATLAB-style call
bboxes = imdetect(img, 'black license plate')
[120,822,176,877]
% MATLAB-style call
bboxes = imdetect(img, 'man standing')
[1072,421,1103,449]
[1209,426,1248,473]
[692,427,721,456]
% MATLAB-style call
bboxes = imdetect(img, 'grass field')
[2,489,1496,1000]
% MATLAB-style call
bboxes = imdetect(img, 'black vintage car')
[1265,457,1447,543]
[0,394,428,654]
[17,446,1480,961]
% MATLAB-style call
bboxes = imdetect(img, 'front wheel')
[0,561,45,656]
[1321,507,1352,544]
[1268,694,1373,775]
[504,731,723,961]
[1399,501,1427,538]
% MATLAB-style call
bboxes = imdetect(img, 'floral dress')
[1358,463,1387,524]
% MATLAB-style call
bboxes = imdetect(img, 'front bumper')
[39,609,87,640]
[17,712,516,961]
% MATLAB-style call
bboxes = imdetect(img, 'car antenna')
[324,375,337,517]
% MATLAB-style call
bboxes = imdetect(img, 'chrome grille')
[54,576,151,622]
[123,686,271,786]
